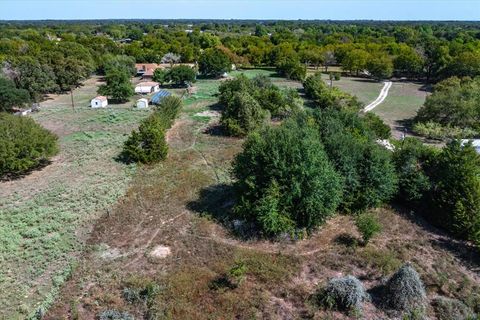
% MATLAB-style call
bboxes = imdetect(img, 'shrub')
[0,113,59,178]
[319,275,368,311]
[0,77,30,112]
[384,263,427,313]
[432,296,476,320]
[122,113,168,163]
[413,121,478,140]
[97,310,134,320]
[155,95,183,127]
[362,112,391,139]
[311,109,398,212]
[122,96,182,163]
[355,212,382,245]
[392,137,434,206]
[233,119,343,236]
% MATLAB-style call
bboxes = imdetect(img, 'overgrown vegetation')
[414,77,480,138]
[393,138,480,247]
[233,118,343,235]
[0,113,59,178]
[219,74,301,136]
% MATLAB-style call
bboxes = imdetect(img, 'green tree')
[221,91,269,137]
[366,53,393,80]
[166,65,196,87]
[14,57,58,101]
[0,113,58,177]
[233,119,343,236]
[98,69,134,102]
[122,113,168,164]
[102,54,136,76]
[152,69,169,86]
[427,140,480,244]
[342,49,370,75]
[198,47,231,77]
[415,77,480,134]
[0,77,30,112]
[312,109,398,212]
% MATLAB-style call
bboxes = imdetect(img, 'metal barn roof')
[151,90,171,104]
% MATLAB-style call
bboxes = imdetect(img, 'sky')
[0,0,478,21]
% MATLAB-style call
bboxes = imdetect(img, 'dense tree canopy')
[233,119,343,235]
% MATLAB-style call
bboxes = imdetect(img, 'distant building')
[91,96,108,108]
[136,98,149,109]
[135,82,160,94]
[151,90,171,105]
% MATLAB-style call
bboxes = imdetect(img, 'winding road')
[364,80,392,112]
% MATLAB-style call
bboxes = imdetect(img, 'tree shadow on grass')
[390,203,480,272]
[187,183,236,223]
[0,159,52,182]
[187,183,260,239]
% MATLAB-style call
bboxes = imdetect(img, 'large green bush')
[311,109,398,212]
[0,113,59,177]
[0,77,30,112]
[198,47,231,77]
[233,119,343,236]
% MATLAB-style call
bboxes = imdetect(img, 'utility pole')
[70,87,75,112]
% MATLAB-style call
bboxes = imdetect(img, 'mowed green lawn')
[0,77,155,318]
[372,81,428,127]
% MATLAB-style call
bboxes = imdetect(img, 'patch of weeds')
[432,296,476,320]
[358,247,402,276]
[97,309,134,320]
[122,275,160,304]
[355,212,382,246]
[210,261,248,291]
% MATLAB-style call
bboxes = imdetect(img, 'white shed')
[135,81,160,94]
[136,98,149,109]
[91,96,108,108]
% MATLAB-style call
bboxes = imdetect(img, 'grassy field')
[0,77,156,318]
[319,73,384,105]
[372,81,429,138]
[45,71,480,319]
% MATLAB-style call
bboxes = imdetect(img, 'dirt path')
[364,80,392,112]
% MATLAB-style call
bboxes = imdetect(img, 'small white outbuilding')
[91,96,108,108]
[135,81,160,94]
[136,98,149,109]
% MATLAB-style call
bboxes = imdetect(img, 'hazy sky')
[0,0,478,21]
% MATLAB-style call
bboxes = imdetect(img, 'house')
[461,139,480,154]
[91,96,108,108]
[135,82,160,94]
[151,90,171,104]
[135,63,163,78]
[136,98,149,109]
